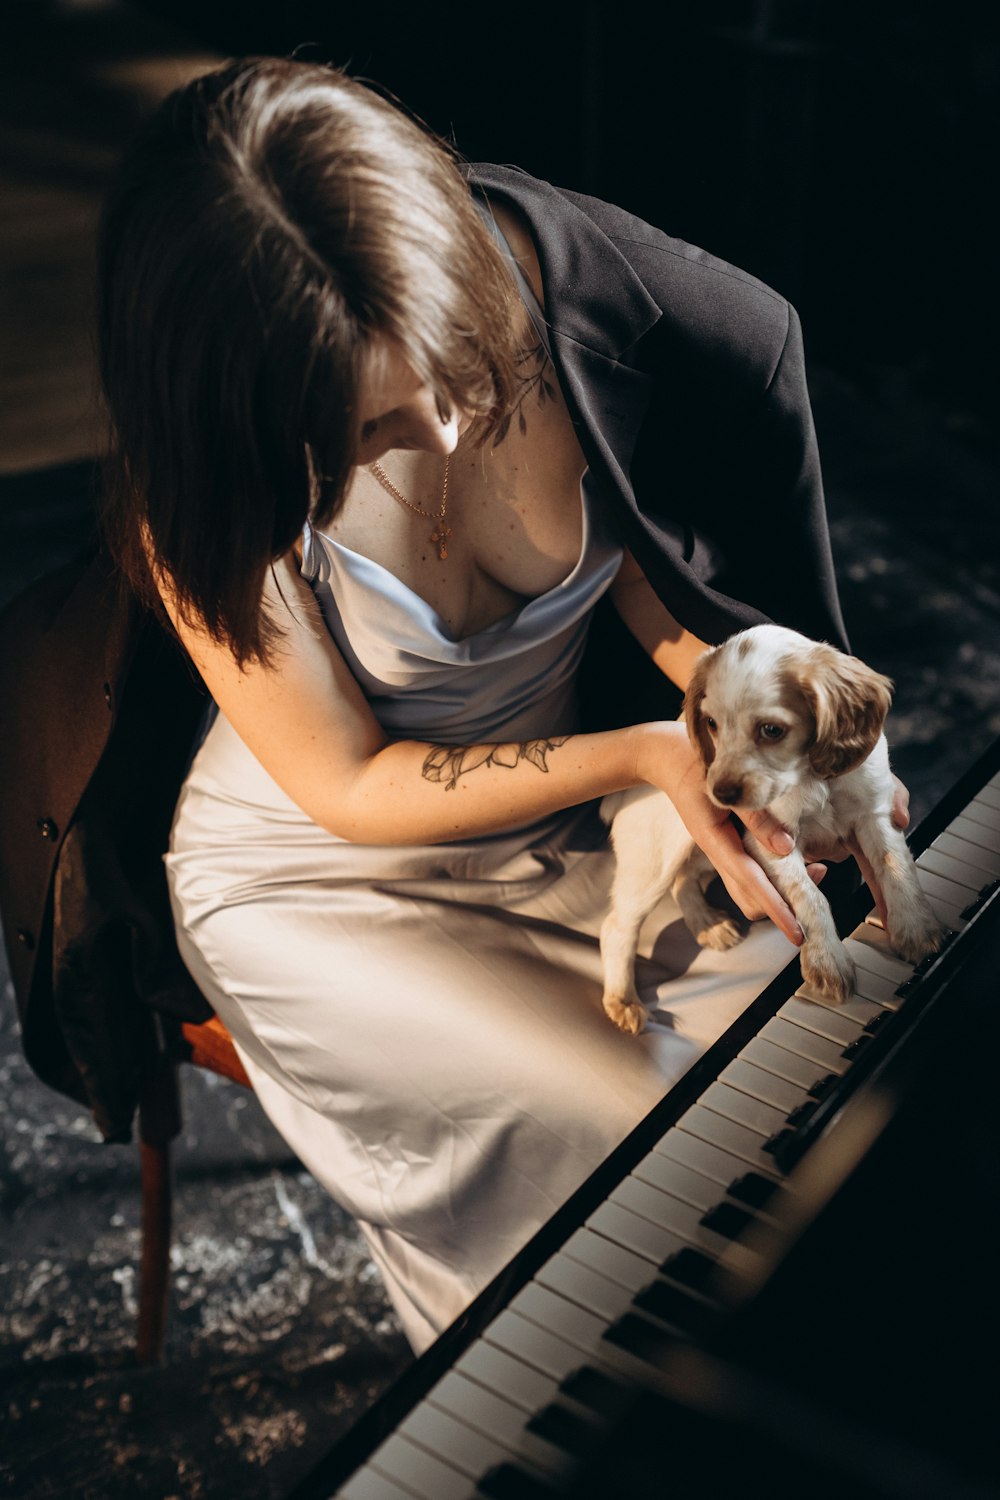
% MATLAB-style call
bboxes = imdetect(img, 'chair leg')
[136,1060,182,1365]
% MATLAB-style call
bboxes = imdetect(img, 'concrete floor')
[2,3,999,1498]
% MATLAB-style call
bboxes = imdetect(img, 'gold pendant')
[430,521,453,561]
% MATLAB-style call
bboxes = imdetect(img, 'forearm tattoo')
[422,737,570,791]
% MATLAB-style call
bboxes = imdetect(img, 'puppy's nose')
[713,781,744,806]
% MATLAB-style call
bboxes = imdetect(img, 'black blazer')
[0,165,847,1141]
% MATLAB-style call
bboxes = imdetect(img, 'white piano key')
[739,1035,832,1091]
[426,1371,566,1480]
[508,1282,664,1388]
[631,1150,720,1212]
[562,1225,656,1293]
[960,797,1000,836]
[537,1251,636,1325]
[843,933,913,984]
[339,1465,421,1500]
[949,809,1000,850]
[918,845,985,892]
[699,1081,790,1138]
[793,984,885,1028]
[676,1104,786,1175]
[370,1433,471,1500]
[778,996,866,1046]
[976,782,1000,811]
[484,1308,595,1385]
[399,1400,517,1483]
[610,1176,734,1258]
[844,964,904,1009]
[454,1336,553,1415]
[587,1197,687,1265]
[656,1121,779,1188]
[509,1282,609,1357]
[933,829,1000,880]
[757,1017,851,1073]
[718,1059,813,1115]
[914,866,973,925]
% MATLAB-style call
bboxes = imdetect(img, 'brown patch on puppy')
[736,633,753,660]
[786,644,893,779]
[684,649,717,767]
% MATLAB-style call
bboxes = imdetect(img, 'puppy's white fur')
[600,624,947,1034]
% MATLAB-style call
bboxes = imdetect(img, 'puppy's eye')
[703,715,717,732]
[758,722,786,742]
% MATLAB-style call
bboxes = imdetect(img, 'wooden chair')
[135,1015,253,1364]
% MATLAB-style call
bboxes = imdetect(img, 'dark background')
[1,2,998,1496]
[127,0,1000,444]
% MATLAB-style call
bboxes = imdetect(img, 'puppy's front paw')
[602,994,647,1035]
[800,941,856,1005]
[889,916,949,967]
[695,913,746,951]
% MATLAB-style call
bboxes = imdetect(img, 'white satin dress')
[165,240,795,1354]
[165,485,794,1352]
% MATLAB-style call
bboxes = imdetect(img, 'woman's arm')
[157,553,806,939]
[609,545,711,692]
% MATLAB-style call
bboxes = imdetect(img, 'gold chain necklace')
[369,456,452,560]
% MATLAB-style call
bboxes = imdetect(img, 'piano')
[288,740,1000,1500]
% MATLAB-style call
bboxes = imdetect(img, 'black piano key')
[557,1365,628,1416]
[862,1009,893,1036]
[763,1125,802,1172]
[632,1278,718,1337]
[476,1462,560,1499]
[961,878,1000,919]
[660,1245,718,1292]
[699,1201,755,1239]
[725,1171,781,1209]
[525,1402,596,1456]
[808,1072,840,1102]
[602,1311,675,1368]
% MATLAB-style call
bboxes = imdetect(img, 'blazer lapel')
[468,163,659,506]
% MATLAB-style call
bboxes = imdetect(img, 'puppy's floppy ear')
[794,643,894,778]
[683,649,716,767]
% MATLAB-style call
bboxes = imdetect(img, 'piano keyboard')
[320,767,1000,1500]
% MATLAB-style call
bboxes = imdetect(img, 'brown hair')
[98,57,524,666]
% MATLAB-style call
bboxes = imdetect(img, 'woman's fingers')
[807,862,828,886]
[702,818,804,945]
[740,807,794,857]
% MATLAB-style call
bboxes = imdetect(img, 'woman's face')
[353,343,470,465]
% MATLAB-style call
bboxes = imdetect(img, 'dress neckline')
[309,475,594,646]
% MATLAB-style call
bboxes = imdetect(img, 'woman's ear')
[799,644,894,778]
[683,650,716,768]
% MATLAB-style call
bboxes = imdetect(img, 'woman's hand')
[637,724,806,946]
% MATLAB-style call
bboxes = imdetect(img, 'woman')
[97,56,893,1353]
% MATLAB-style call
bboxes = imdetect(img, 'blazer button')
[103,681,113,709]
[37,817,59,840]
[17,928,35,950]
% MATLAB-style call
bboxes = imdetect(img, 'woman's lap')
[166,716,795,1350]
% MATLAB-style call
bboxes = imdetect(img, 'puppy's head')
[683,625,892,810]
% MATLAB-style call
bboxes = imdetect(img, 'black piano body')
[290,739,1000,1500]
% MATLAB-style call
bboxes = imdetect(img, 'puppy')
[599,624,947,1034]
